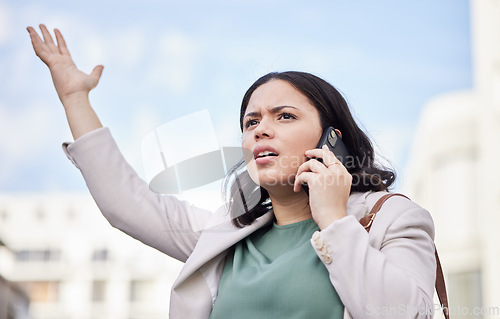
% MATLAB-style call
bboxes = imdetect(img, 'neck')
[267,187,312,226]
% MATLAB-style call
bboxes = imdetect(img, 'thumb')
[90,65,104,83]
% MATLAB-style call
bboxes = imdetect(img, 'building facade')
[405,0,500,318]
[0,193,183,319]
[0,238,30,319]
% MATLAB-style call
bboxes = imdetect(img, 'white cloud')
[146,30,200,94]
[19,4,85,42]
[81,35,107,69]
[0,102,64,184]
[0,2,10,45]
[79,27,146,70]
[8,46,38,93]
[225,40,282,72]
[0,104,52,158]
[113,28,146,68]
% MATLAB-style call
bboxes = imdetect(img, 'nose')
[254,119,275,140]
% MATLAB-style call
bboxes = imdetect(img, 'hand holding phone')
[302,126,350,195]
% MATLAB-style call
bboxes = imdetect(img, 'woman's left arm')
[311,199,436,319]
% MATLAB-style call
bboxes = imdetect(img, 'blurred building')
[0,193,183,319]
[405,0,500,318]
[0,238,30,319]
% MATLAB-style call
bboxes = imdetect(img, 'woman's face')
[242,79,323,190]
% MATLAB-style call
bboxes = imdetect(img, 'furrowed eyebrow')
[243,105,299,120]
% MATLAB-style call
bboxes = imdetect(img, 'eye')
[244,118,259,129]
[279,112,297,120]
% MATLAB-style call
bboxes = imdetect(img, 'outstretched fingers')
[27,26,49,61]
[54,28,70,56]
[28,25,74,67]
[39,24,56,47]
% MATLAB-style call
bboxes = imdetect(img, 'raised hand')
[27,24,103,105]
[27,24,103,140]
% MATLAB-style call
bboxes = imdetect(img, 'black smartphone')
[315,126,350,166]
[302,126,350,194]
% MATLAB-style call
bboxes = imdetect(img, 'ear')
[335,129,342,139]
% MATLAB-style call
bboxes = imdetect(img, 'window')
[0,208,7,221]
[92,249,108,262]
[17,281,59,303]
[15,250,61,262]
[130,280,154,303]
[66,206,77,221]
[35,206,45,222]
[92,280,107,302]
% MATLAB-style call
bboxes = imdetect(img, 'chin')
[256,172,297,189]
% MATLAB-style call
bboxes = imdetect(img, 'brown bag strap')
[360,193,450,319]
[434,246,450,319]
[359,193,410,232]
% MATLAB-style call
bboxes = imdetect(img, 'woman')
[27,24,436,318]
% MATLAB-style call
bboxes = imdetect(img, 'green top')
[209,218,344,319]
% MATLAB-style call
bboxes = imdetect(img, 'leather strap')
[359,193,410,232]
[434,246,450,319]
[360,193,449,319]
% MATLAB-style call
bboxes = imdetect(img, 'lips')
[253,145,279,161]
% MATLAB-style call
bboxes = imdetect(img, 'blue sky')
[0,0,472,197]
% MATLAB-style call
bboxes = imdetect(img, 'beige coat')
[64,127,436,318]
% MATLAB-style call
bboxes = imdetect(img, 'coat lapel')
[176,191,370,285]
[175,208,274,284]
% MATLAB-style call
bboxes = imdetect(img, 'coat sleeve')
[310,196,436,319]
[63,127,213,263]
